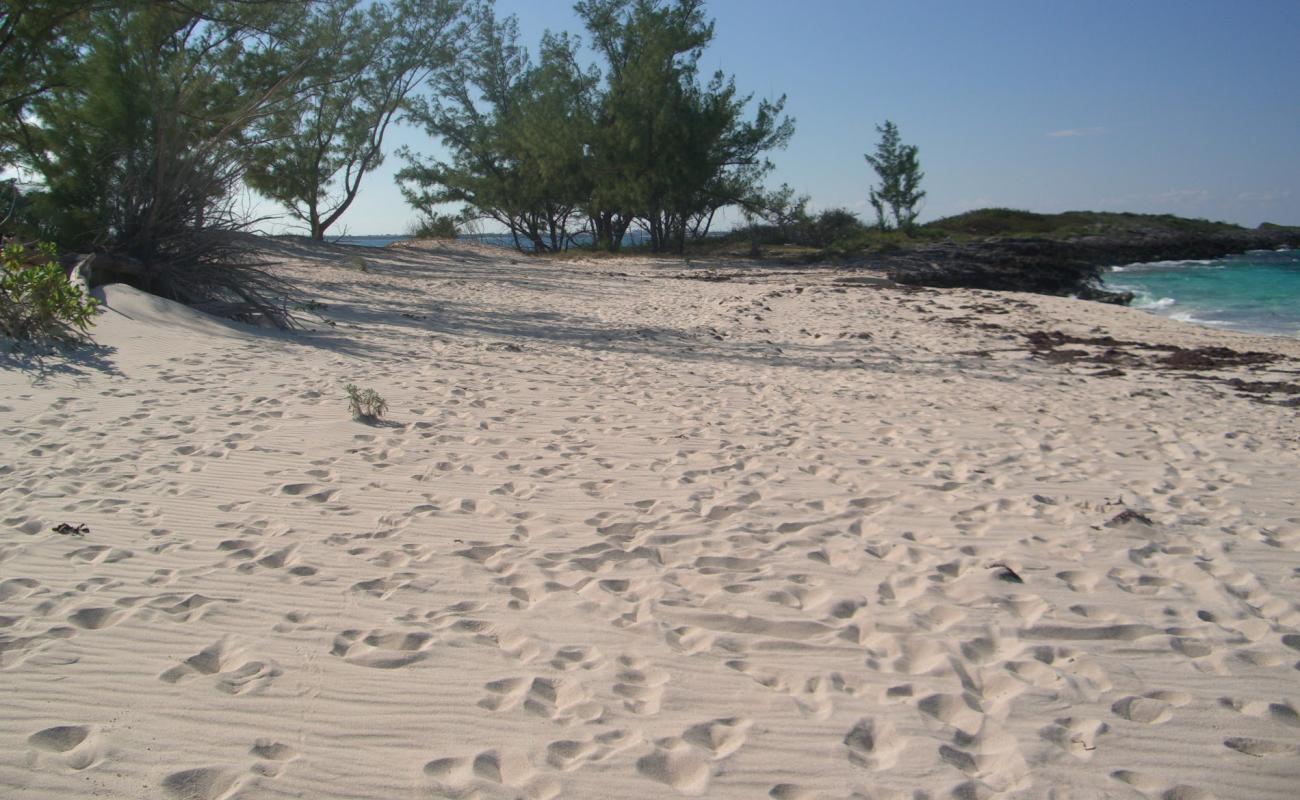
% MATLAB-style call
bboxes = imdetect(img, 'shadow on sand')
[1,340,123,384]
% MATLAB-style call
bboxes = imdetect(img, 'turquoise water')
[1103,249,1300,337]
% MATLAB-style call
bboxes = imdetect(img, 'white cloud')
[1233,189,1294,204]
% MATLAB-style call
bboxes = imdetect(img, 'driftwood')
[61,252,151,289]
[59,241,297,329]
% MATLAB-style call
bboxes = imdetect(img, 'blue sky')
[307,0,1300,236]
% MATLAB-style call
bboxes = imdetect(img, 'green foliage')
[345,383,388,420]
[407,212,461,239]
[399,9,598,253]
[16,3,297,256]
[3,3,307,328]
[0,1,98,166]
[738,196,865,249]
[400,0,795,254]
[924,208,1246,240]
[805,208,867,247]
[245,0,465,240]
[864,120,925,233]
[577,0,794,253]
[1,240,98,342]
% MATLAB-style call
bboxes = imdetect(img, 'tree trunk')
[309,204,324,241]
[612,216,630,251]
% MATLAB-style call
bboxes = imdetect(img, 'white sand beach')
[2,239,1298,799]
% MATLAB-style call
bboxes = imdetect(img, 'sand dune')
[2,238,1298,798]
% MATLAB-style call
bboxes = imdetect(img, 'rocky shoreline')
[879,225,1299,304]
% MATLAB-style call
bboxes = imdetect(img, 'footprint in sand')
[146,568,178,586]
[472,626,542,663]
[1040,717,1109,759]
[918,692,985,732]
[664,625,715,655]
[1219,697,1300,728]
[682,717,753,759]
[27,724,103,771]
[65,545,134,564]
[330,628,437,669]
[272,610,321,634]
[725,659,792,694]
[66,605,130,630]
[0,625,77,669]
[521,676,604,725]
[0,577,42,602]
[272,483,339,503]
[424,749,553,798]
[5,515,45,535]
[636,738,713,796]
[348,572,430,600]
[480,676,531,711]
[937,719,1029,792]
[550,644,606,672]
[1111,695,1175,725]
[545,728,642,771]
[160,637,281,694]
[1224,736,1300,757]
[250,739,300,777]
[1112,770,1219,800]
[146,593,238,623]
[844,716,907,770]
[161,767,244,800]
[545,738,602,771]
[613,656,671,714]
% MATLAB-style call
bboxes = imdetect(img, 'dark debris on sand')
[1105,509,1154,528]
[1021,329,1294,407]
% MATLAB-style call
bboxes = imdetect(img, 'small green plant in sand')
[346,255,369,273]
[1,241,99,342]
[345,383,388,420]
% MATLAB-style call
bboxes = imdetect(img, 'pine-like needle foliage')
[245,0,466,240]
[864,120,925,233]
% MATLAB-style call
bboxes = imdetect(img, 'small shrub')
[1,240,99,342]
[345,383,388,420]
[807,208,866,246]
[407,213,460,239]
[345,255,369,273]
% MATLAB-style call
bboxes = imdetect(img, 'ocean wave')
[1170,312,1232,327]
[1120,288,1176,310]
[1112,258,1219,271]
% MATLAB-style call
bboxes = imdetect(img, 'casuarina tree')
[245,0,466,240]
[864,120,924,232]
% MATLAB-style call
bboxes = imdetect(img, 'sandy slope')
[2,238,1298,799]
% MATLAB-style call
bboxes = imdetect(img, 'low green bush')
[345,383,388,420]
[407,213,460,239]
[0,241,98,342]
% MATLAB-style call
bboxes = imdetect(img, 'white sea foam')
[1116,258,1218,271]
[1170,311,1231,327]
[1125,289,1176,310]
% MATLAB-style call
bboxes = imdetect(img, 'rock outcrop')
[881,225,1299,304]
